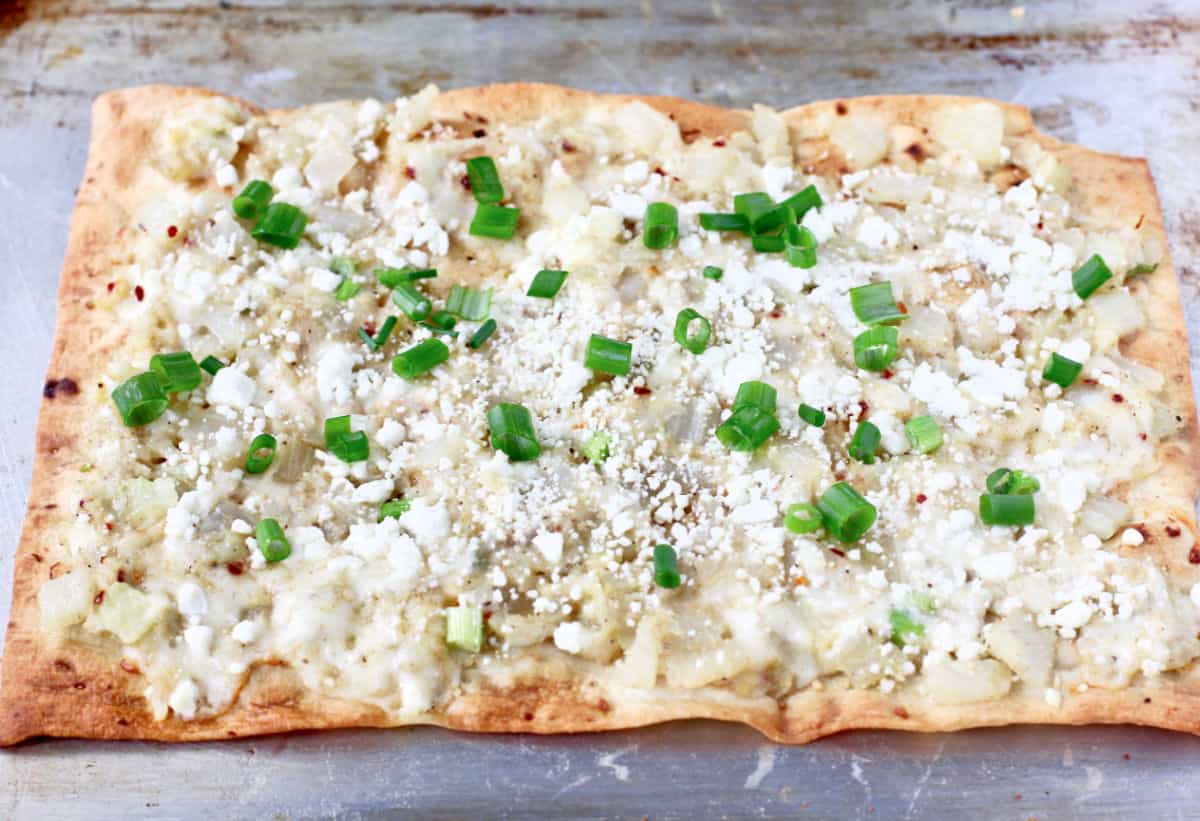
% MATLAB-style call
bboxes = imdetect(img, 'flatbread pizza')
[2,84,1198,744]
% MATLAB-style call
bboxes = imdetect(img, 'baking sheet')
[2,0,1200,817]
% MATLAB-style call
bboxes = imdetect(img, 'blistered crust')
[1,84,1197,745]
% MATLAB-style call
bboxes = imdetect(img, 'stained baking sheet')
[2,1,1200,817]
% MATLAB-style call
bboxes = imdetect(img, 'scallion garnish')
[702,265,724,280]
[816,482,877,543]
[849,421,881,464]
[889,609,925,646]
[985,468,1039,495]
[244,433,277,475]
[111,373,168,427]
[733,380,777,414]
[784,223,817,268]
[527,270,568,299]
[149,352,202,393]
[751,204,792,236]
[751,234,785,253]
[324,415,370,463]
[379,499,411,521]
[715,404,779,451]
[1043,352,1082,388]
[375,267,409,288]
[643,202,679,249]
[583,431,611,463]
[653,544,681,589]
[330,256,355,278]
[1072,254,1112,300]
[425,310,457,332]
[469,204,520,239]
[392,338,450,380]
[466,156,504,205]
[673,308,712,355]
[979,493,1035,526]
[334,278,360,301]
[699,213,750,233]
[850,282,906,326]
[784,502,822,534]
[853,326,899,372]
[487,402,540,462]
[391,282,432,321]
[733,192,775,225]
[199,355,226,376]
[445,605,484,652]
[779,185,823,220]
[468,318,497,350]
[250,202,307,249]
[584,334,633,375]
[358,315,398,352]
[1128,262,1158,277]
[798,403,826,428]
[904,415,943,454]
[255,518,291,563]
[446,284,493,320]
[232,180,273,221]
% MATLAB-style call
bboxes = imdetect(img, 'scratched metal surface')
[2,0,1200,818]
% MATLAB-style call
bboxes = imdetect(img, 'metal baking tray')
[2,0,1199,816]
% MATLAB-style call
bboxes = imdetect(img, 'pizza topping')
[1043,353,1083,388]
[816,482,877,543]
[642,202,679,249]
[232,179,274,221]
[526,269,568,300]
[652,544,681,589]
[250,202,308,249]
[243,433,278,475]
[111,373,168,427]
[468,203,520,240]
[464,156,504,205]
[1071,254,1114,300]
[979,493,1036,527]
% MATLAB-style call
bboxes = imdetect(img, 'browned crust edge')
[1,83,1197,746]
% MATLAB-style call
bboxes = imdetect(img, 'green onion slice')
[583,431,611,463]
[379,499,412,521]
[816,482,877,543]
[751,204,793,236]
[111,372,168,427]
[330,256,355,278]
[751,234,785,253]
[425,310,457,332]
[715,404,780,451]
[487,402,541,462]
[986,468,1040,495]
[699,213,750,233]
[653,544,681,589]
[244,433,277,475]
[391,282,432,321]
[853,326,899,372]
[1043,352,1082,388]
[784,502,823,534]
[850,281,906,326]
[889,609,925,647]
[466,156,504,205]
[643,202,679,249]
[255,518,291,563]
[250,202,308,249]
[784,223,817,268]
[149,351,202,393]
[979,493,1035,526]
[443,284,492,320]
[674,308,712,355]
[375,267,409,288]
[1072,254,1113,300]
[232,180,273,220]
[199,355,226,376]
[702,265,724,280]
[733,380,777,414]
[1128,262,1158,277]
[323,415,369,463]
[904,415,943,454]
[733,192,775,225]
[468,318,497,350]
[527,270,568,299]
[779,185,823,220]
[359,316,398,352]
[849,421,881,464]
[392,338,450,380]
[469,204,520,240]
[334,278,360,301]
[798,403,826,428]
[584,334,633,375]
[445,605,484,652]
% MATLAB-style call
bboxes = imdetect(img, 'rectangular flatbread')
[2,84,1199,745]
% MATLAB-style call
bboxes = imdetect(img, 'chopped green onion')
[653,544,681,589]
[849,421,881,464]
[425,310,457,332]
[889,609,925,646]
[244,433,277,475]
[466,156,504,205]
[469,204,520,239]
[849,282,906,326]
[643,202,679,249]
[1010,472,1041,494]
[584,334,633,375]
[702,265,724,280]
[250,202,307,249]
[784,223,817,268]
[910,591,937,614]
[255,518,291,563]
[715,404,780,451]
[673,308,712,355]
[111,373,168,427]
[733,192,775,225]
[199,355,226,376]
[699,213,750,233]
[323,415,369,463]
[733,380,777,414]
[392,338,450,380]
[424,325,459,338]
[232,180,273,220]
[816,482,877,543]
[379,499,411,521]
[1043,353,1082,388]
[779,185,823,220]
[527,270,568,299]
[798,403,826,428]
[583,431,611,463]
[391,282,432,321]
[986,468,1039,495]
[1128,262,1158,277]
[487,402,541,462]
[1072,254,1112,300]
[446,284,493,320]
[784,502,823,534]
[375,267,409,288]
[904,415,943,454]
[334,278,360,301]
[149,352,202,393]
[358,316,398,352]
[330,256,355,278]
[979,493,1035,526]
[751,234,785,253]
[751,204,793,236]
[324,415,351,442]
[468,319,497,350]
[445,605,484,652]
[853,326,899,372]
[358,330,376,348]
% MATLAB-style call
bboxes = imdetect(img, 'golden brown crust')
[2,84,1198,745]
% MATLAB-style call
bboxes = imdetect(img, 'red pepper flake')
[653,165,667,176]
[404,166,416,180]
[459,174,471,191]
[167,225,178,238]
[1189,546,1200,564]
[770,310,782,319]
[713,139,726,147]
[93,591,105,605]
[893,707,909,719]
[120,659,140,674]
[472,128,486,138]
[1139,433,1148,441]
[562,140,576,153]
[116,569,126,583]
[1036,220,1044,230]
[633,385,652,396]
[856,400,869,422]
[830,548,846,558]
[897,301,908,314]
[916,493,927,504]
[134,285,145,301]
[1112,393,1125,403]
[1135,214,1145,230]
[881,369,894,380]
[226,561,245,576]
[106,281,116,292]
[523,712,534,721]
[104,522,114,531]
[1167,525,1182,538]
